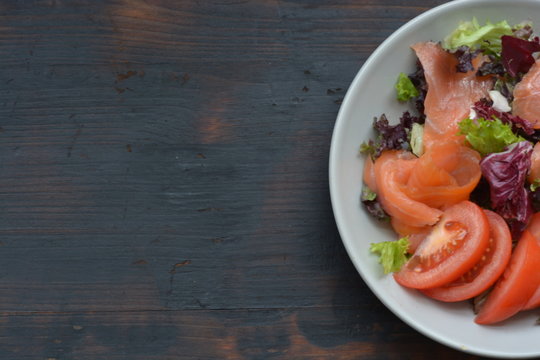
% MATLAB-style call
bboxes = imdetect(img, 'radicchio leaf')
[501,35,540,77]
[473,98,535,135]
[480,141,533,226]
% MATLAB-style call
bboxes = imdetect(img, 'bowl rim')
[329,0,540,357]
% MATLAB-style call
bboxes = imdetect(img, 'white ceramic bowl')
[329,0,540,357]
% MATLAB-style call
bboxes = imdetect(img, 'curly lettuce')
[395,73,419,102]
[458,117,525,156]
[443,18,513,53]
[370,237,410,274]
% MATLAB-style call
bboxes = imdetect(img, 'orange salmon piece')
[374,150,443,228]
[513,60,540,129]
[528,141,540,185]
[391,217,430,237]
[363,155,377,193]
[412,42,494,148]
[405,141,482,209]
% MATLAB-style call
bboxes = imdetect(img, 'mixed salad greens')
[361,18,540,324]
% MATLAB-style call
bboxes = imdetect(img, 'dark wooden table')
[0,1,495,359]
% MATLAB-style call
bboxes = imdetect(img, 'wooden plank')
[0,0,481,358]
[0,308,481,360]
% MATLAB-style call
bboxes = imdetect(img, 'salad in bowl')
[329,0,540,357]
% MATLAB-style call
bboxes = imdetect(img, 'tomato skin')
[525,212,540,239]
[475,230,540,325]
[523,286,540,310]
[421,210,512,302]
[393,201,489,289]
[520,212,540,310]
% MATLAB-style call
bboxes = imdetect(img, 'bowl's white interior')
[329,0,540,358]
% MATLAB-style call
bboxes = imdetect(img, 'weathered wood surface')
[0,0,492,359]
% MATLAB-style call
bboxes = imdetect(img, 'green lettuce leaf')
[361,186,377,201]
[359,141,376,158]
[395,73,419,102]
[370,237,410,274]
[531,179,540,192]
[410,123,424,157]
[458,117,525,156]
[443,18,513,53]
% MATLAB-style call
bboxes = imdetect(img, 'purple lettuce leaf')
[367,112,422,158]
[477,59,506,77]
[480,141,533,226]
[501,35,540,77]
[361,187,389,221]
[473,98,535,135]
[494,77,516,102]
[451,45,479,73]
[408,62,427,120]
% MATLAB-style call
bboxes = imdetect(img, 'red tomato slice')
[421,210,512,302]
[523,283,540,310]
[406,230,430,254]
[393,201,489,289]
[475,229,540,325]
[526,212,540,239]
[521,212,540,310]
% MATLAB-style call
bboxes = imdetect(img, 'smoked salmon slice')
[527,141,540,184]
[373,150,443,228]
[390,217,429,237]
[363,156,378,193]
[370,142,480,235]
[411,42,494,148]
[513,59,540,129]
[405,141,482,209]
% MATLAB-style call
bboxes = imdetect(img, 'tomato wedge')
[393,201,489,289]
[523,284,540,310]
[521,212,540,310]
[475,229,540,325]
[421,210,512,302]
[525,212,540,239]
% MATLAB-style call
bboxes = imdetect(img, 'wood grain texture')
[0,0,495,359]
